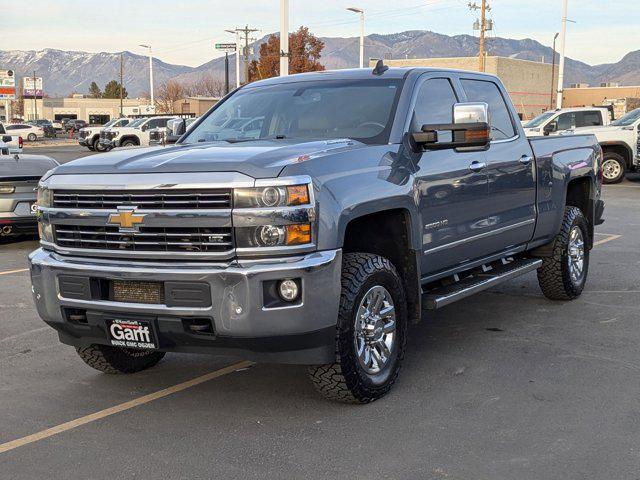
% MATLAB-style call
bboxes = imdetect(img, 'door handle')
[469,161,486,172]
[519,155,533,165]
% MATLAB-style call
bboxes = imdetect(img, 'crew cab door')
[411,75,490,274]
[459,77,536,251]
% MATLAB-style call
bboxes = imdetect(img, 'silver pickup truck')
[0,139,58,238]
[29,66,604,403]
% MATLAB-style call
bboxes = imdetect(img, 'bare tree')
[155,80,185,114]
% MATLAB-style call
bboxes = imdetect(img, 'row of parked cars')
[78,116,198,152]
[523,105,640,184]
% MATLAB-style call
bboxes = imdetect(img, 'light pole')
[225,29,241,88]
[550,32,559,110]
[556,0,568,109]
[139,44,154,109]
[347,7,365,68]
[280,0,289,76]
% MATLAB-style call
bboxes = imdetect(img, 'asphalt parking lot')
[1,147,638,479]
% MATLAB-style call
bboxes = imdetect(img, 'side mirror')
[543,122,556,135]
[412,102,491,151]
[168,118,186,137]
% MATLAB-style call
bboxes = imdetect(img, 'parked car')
[0,138,58,238]
[30,66,604,403]
[79,118,132,152]
[523,107,612,137]
[4,123,44,142]
[149,117,198,146]
[27,120,56,138]
[64,119,88,132]
[0,123,23,151]
[567,107,640,183]
[51,121,63,132]
[99,116,177,148]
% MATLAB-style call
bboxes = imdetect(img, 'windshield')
[127,118,146,128]
[524,111,556,128]
[612,108,640,127]
[183,79,403,145]
[103,119,117,128]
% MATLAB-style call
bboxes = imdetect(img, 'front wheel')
[602,152,626,184]
[76,344,165,374]
[121,139,137,147]
[537,206,590,300]
[95,139,107,152]
[308,253,407,404]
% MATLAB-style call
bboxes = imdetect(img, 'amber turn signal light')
[286,185,310,206]
[285,224,312,245]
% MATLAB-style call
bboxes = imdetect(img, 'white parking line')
[0,268,28,276]
[0,360,254,455]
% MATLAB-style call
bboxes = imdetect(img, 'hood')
[0,154,59,178]
[51,139,365,179]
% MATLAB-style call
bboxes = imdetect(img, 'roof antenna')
[372,59,388,76]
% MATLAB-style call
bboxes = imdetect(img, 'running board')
[423,257,543,310]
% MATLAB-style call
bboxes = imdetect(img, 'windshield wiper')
[225,135,288,144]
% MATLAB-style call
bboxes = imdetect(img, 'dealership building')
[373,56,557,120]
[22,96,153,124]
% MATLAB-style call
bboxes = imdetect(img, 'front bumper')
[99,138,116,148]
[29,248,342,364]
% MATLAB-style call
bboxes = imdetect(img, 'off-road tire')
[121,139,137,147]
[537,206,589,300]
[75,344,165,374]
[602,152,626,184]
[308,253,407,404]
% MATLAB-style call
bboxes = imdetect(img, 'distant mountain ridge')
[2,31,639,97]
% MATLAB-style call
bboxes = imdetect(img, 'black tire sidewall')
[602,153,625,184]
[122,140,136,147]
[561,209,590,295]
[338,263,407,394]
[27,133,36,142]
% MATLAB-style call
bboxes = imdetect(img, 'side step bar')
[423,257,543,310]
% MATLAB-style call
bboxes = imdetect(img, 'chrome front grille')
[52,190,232,210]
[79,131,89,139]
[53,225,233,253]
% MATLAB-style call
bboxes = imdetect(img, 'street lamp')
[550,32,559,110]
[347,7,365,68]
[139,44,154,109]
[225,29,242,88]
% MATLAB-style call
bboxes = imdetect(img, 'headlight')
[234,185,310,208]
[0,185,15,194]
[236,223,312,248]
[36,186,52,208]
[36,187,53,208]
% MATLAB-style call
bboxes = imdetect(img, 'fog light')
[278,279,299,302]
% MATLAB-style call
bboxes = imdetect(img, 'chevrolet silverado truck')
[569,107,640,184]
[99,116,176,149]
[79,118,132,152]
[30,66,604,403]
[0,138,58,239]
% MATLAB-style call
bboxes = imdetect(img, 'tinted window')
[556,112,576,130]
[461,79,516,140]
[413,78,458,126]
[184,79,403,145]
[576,111,603,127]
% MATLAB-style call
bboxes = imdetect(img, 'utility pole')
[32,71,38,120]
[119,53,124,117]
[280,0,289,76]
[224,52,230,94]
[228,26,259,84]
[469,1,491,72]
[556,0,569,109]
[550,32,559,110]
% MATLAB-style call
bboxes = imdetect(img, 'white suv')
[78,118,131,152]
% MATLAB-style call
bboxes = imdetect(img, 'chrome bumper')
[29,248,342,364]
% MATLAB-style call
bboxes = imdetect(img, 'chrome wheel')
[602,158,622,181]
[568,225,585,283]
[354,285,396,375]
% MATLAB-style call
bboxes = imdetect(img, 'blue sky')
[4,0,639,67]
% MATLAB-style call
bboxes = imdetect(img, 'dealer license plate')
[106,318,158,349]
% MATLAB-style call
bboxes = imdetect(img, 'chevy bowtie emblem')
[107,206,146,232]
